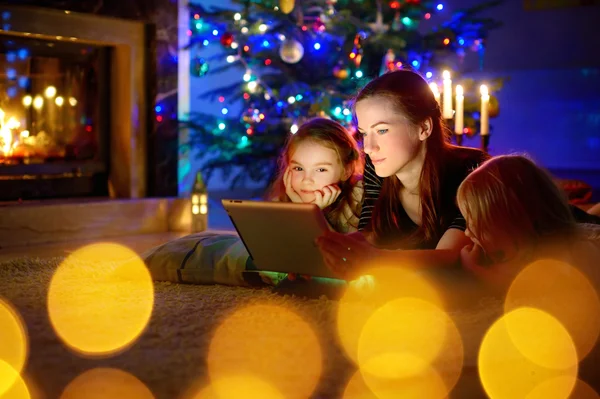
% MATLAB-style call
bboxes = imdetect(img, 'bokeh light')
[357,298,462,398]
[479,307,578,398]
[0,360,30,398]
[505,259,600,361]
[206,304,321,399]
[47,243,154,357]
[0,297,28,396]
[59,368,154,399]
[192,375,284,399]
[568,379,600,398]
[337,266,443,365]
[343,366,447,399]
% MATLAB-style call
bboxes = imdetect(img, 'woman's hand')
[313,184,341,210]
[284,168,303,203]
[316,231,381,279]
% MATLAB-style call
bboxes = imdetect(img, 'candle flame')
[480,85,489,96]
[44,86,57,99]
[0,108,13,154]
[33,95,44,110]
[22,95,32,107]
[7,117,20,130]
[442,70,451,80]
[455,85,463,96]
[55,96,65,107]
[429,82,439,95]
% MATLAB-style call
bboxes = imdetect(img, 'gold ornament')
[333,65,349,79]
[280,0,295,14]
[279,39,304,64]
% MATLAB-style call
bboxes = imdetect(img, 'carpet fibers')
[1,257,597,399]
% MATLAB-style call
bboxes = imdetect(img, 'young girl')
[457,154,600,288]
[268,117,364,233]
[244,117,364,287]
[145,118,363,291]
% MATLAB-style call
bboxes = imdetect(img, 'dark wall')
[438,0,600,175]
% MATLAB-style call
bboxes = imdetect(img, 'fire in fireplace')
[0,33,110,200]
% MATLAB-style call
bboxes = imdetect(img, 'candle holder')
[481,134,490,153]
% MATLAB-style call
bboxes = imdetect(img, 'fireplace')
[0,34,111,200]
[0,5,153,200]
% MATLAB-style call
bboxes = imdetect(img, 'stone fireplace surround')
[0,4,189,248]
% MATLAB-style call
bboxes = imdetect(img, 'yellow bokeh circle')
[505,259,600,361]
[0,297,28,394]
[207,304,321,399]
[337,266,443,365]
[47,243,154,357]
[60,368,154,399]
[0,359,30,398]
[358,298,463,398]
[193,374,284,399]
[479,307,578,399]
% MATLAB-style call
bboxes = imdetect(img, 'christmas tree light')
[185,0,505,188]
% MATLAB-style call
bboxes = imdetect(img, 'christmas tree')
[186,0,504,188]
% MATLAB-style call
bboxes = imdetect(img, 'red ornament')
[220,32,234,47]
[313,18,326,32]
[389,1,401,9]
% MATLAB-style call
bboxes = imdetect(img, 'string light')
[186,0,497,152]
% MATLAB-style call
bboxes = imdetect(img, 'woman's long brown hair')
[354,70,453,248]
[267,118,363,221]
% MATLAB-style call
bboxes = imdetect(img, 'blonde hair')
[457,154,576,248]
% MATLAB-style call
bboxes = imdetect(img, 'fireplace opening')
[0,34,110,201]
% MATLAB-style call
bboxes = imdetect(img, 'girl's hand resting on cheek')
[313,184,341,210]
[283,168,303,203]
[316,231,380,280]
[460,243,489,276]
[460,243,515,288]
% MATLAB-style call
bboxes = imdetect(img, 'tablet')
[221,199,338,279]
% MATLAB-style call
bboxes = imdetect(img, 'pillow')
[142,232,250,287]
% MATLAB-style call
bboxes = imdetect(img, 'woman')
[316,70,489,279]
[317,70,600,280]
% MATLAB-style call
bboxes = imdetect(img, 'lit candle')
[454,85,464,135]
[442,70,453,119]
[22,95,32,108]
[44,86,57,133]
[55,96,65,133]
[480,84,489,135]
[33,95,44,131]
[429,82,440,106]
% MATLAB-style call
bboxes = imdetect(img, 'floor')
[0,232,188,262]
[0,193,244,263]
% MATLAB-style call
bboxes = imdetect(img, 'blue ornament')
[18,76,28,88]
